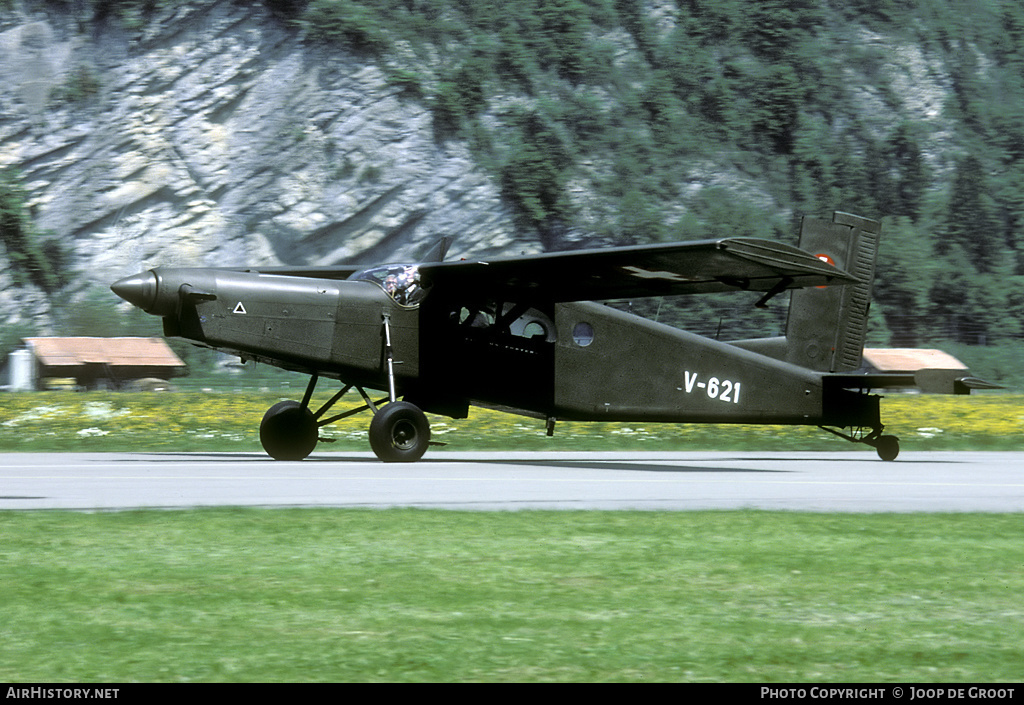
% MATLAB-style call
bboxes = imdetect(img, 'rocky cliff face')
[5,0,1022,360]
[0,1,534,330]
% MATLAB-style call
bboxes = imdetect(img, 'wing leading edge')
[417,237,859,303]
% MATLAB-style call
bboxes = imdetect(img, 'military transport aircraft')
[111,211,998,462]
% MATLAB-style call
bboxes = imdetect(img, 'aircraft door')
[419,296,556,414]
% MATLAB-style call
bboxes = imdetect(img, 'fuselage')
[112,266,879,430]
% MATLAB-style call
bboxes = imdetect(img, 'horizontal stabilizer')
[955,376,1006,391]
[826,369,1004,395]
[916,369,1005,394]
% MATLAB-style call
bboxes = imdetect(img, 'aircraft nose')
[111,271,158,312]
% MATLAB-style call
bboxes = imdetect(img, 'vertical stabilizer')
[785,212,880,372]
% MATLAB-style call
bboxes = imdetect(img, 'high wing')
[416,237,858,303]
[232,236,857,303]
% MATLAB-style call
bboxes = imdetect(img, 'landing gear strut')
[820,425,900,461]
[258,315,431,462]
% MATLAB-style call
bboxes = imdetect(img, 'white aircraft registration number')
[683,371,741,404]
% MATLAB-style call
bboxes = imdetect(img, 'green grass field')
[1,391,1022,453]
[2,392,1022,682]
[2,509,1023,682]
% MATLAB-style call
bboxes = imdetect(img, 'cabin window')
[572,322,595,346]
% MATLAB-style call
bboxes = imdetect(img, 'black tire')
[260,400,318,461]
[875,435,900,462]
[368,401,430,463]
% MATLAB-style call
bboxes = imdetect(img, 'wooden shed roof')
[862,348,967,373]
[24,337,185,369]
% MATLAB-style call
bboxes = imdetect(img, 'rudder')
[785,212,880,372]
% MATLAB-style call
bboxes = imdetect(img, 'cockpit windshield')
[350,264,426,306]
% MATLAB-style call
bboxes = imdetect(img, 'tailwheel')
[820,425,900,461]
[369,401,431,463]
[874,434,900,462]
[260,400,318,461]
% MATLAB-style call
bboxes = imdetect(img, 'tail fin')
[785,211,880,372]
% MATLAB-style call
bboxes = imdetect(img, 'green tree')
[303,0,389,55]
[887,123,930,220]
[790,115,842,216]
[873,217,938,345]
[744,0,822,62]
[0,169,68,294]
[750,64,802,154]
[430,54,490,139]
[536,0,590,82]
[944,154,999,273]
[994,162,1024,274]
[498,110,573,248]
[0,320,37,367]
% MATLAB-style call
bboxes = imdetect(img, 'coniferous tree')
[945,154,999,273]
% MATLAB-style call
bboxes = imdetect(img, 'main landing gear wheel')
[875,434,900,462]
[260,400,318,461]
[369,401,431,463]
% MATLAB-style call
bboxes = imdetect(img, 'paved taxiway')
[2,451,1023,512]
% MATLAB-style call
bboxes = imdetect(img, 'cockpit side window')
[350,265,427,307]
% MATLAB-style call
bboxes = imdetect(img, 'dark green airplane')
[111,211,997,462]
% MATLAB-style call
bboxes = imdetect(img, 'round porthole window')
[572,322,595,347]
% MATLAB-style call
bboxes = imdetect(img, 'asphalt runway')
[2,450,1023,512]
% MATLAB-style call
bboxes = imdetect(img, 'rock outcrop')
[0,1,534,329]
